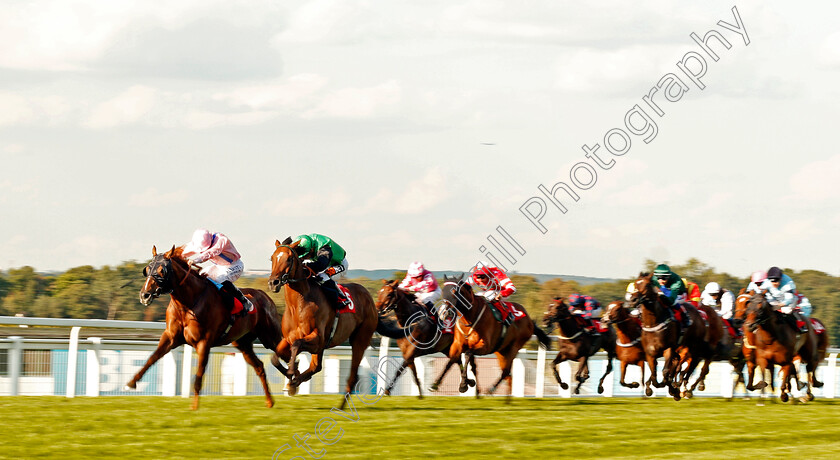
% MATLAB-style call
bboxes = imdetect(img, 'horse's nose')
[139,291,152,306]
[268,278,280,292]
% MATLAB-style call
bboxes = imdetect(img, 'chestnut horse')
[128,246,283,410]
[375,280,456,398]
[429,275,551,400]
[675,302,739,398]
[601,300,646,392]
[268,238,405,409]
[630,273,708,400]
[744,292,819,402]
[542,298,615,394]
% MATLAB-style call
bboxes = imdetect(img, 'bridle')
[272,245,313,286]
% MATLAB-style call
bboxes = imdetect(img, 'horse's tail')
[532,321,552,351]
[376,315,409,340]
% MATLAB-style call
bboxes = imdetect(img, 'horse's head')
[744,291,771,332]
[375,280,404,314]
[601,300,628,325]
[734,288,753,322]
[629,272,656,309]
[543,297,571,330]
[268,237,305,293]
[140,245,180,306]
[441,274,475,316]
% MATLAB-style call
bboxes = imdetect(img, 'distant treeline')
[2,258,838,346]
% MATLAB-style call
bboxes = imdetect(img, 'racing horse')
[744,291,820,402]
[542,297,615,394]
[601,300,646,392]
[375,280,458,398]
[674,300,740,398]
[128,245,283,410]
[429,275,551,401]
[630,272,708,400]
[268,238,405,410]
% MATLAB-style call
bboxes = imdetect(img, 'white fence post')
[512,356,525,397]
[413,357,425,397]
[558,361,572,398]
[161,351,177,397]
[377,337,390,394]
[324,357,340,394]
[825,353,838,399]
[535,345,546,398]
[180,346,193,398]
[719,363,734,399]
[233,353,248,396]
[8,336,23,396]
[85,337,102,397]
[65,326,81,398]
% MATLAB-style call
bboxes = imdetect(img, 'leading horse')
[429,275,551,401]
[601,300,647,392]
[128,245,283,410]
[268,238,405,409]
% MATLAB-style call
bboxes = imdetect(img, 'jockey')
[764,266,808,333]
[701,282,739,336]
[183,229,253,316]
[469,262,517,326]
[625,281,640,316]
[398,261,442,310]
[293,233,351,309]
[682,278,701,307]
[568,293,602,334]
[653,264,692,329]
[746,271,767,293]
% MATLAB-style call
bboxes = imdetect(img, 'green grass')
[2,395,840,459]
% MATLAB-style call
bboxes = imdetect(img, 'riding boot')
[792,311,808,333]
[221,281,254,316]
[680,305,693,328]
[321,278,351,309]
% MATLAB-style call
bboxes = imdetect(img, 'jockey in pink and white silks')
[183,229,253,315]
[398,261,442,309]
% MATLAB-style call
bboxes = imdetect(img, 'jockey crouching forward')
[568,293,603,336]
[763,266,808,333]
[293,233,351,310]
[469,263,517,326]
[701,282,740,337]
[398,261,442,310]
[183,229,254,317]
[653,264,693,330]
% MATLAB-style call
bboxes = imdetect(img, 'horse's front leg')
[552,353,569,390]
[126,330,183,390]
[598,354,614,394]
[574,356,589,395]
[191,341,211,411]
[644,355,659,397]
[459,352,473,393]
[429,351,461,392]
[234,340,274,408]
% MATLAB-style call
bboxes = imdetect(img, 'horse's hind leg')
[644,356,658,397]
[407,360,424,399]
[574,357,588,395]
[459,352,473,393]
[338,335,368,411]
[126,331,183,390]
[235,340,274,408]
[552,354,569,390]
[191,341,211,411]
[429,356,459,392]
[384,359,409,396]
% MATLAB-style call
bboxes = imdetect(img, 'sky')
[1,0,839,279]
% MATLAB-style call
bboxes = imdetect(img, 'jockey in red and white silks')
[398,261,441,308]
[469,263,517,324]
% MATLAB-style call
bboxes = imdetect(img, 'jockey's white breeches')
[200,259,244,284]
[416,287,442,305]
[316,258,349,282]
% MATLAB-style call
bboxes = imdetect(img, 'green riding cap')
[654,264,671,276]
[293,233,347,265]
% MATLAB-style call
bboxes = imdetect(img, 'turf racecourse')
[3,396,840,459]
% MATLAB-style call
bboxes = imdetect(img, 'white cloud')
[263,192,350,217]
[303,80,402,119]
[606,180,686,207]
[85,85,158,129]
[213,74,328,110]
[395,167,449,214]
[128,187,189,208]
[788,155,840,202]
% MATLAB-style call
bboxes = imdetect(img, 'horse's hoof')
[467,379,476,388]
[287,385,298,396]
[266,398,275,408]
[813,381,824,388]
[428,384,439,393]
[807,392,815,402]
[597,385,604,394]
[459,384,468,394]
[797,381,807,391]
[684,390,693,399]
[123,384,136,391]
[384,389,391,396]
[698,382,705,391]
[574,388,580,395]
[780,393,789,403]
[560,383,569,390]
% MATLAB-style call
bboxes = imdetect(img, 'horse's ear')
[152,245,157,256]
[458,273,465,281]
[738,287,746,295]
[381,279,388,285]
[282,236,293,245]
[275,240,282,248]
[289,240,300,248]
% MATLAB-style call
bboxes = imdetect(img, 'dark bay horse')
[542,298,615,394]
[128,246,283,410]
[601,300,646,392]
[630,272,708,400]
[675,302,740,398]
[744,292,820,402]
[429,275,551,400]
[375,280,455,398]
[268,238,405,409]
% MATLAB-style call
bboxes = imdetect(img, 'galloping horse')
[744,292,820,402]
[375,280,455,398]
[542,298,615,394]
[128,246,283,410]
[675,301,739,398]
[735,289,772,393]
[268,238,404,409]
[601,300,646,392]
[630,272,708,400]
[429,275,551,400]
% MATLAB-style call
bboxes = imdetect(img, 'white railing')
[1,316,838,399]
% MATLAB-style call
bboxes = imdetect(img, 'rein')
[275,245,312,285]
[634,290,675,333]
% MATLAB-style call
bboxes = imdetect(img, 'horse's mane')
[165,245,212,287]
